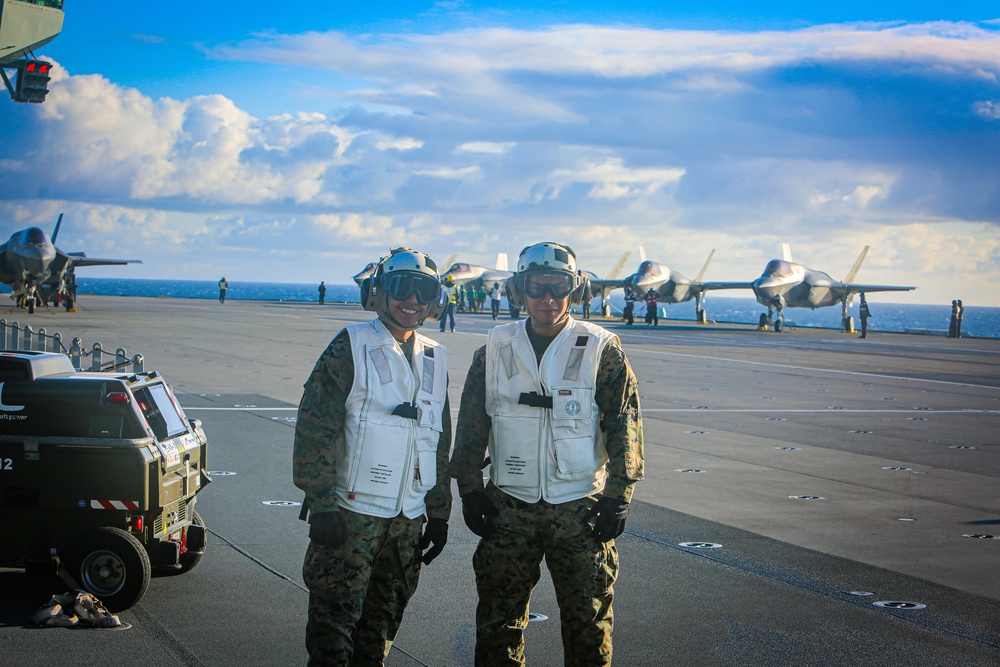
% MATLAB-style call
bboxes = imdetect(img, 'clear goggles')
[520,272,576,299]
[382,272,442,304]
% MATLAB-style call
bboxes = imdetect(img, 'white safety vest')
[485,317,617,504]
[337,319,447,519]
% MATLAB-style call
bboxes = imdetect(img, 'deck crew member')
[451,241,644,667]
[294,247,452,666]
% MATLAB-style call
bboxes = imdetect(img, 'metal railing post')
[90,342,103,371]
[115,347,128,370]
[53,332,63,353]
[69,337,82,370]
[11,322,19,350]
[23,325,32,351]
[36,328,47,352]
[131,353,144,372]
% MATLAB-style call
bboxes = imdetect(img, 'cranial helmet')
[361,247,447,329]
[505,241,588,309]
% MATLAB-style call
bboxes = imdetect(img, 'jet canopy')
[762,260,794,278]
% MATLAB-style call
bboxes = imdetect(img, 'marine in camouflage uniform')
[294,248,452,667]
[451,241,644,667]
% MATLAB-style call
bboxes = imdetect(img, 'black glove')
[461,490,499,538]
[309,510,346,548]
[585,496,629,542]
[419,518,449,565]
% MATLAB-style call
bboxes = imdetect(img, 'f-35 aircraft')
[752,244,915,332]
[439,253,512,289]
[0,214,141,312]
[624,247,751,322]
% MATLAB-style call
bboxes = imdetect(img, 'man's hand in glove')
[584,496,629,542]
[309,510,346,548]
[419,518,449,565]
[461,490,499,538]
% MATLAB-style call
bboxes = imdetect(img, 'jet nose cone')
[22,246,55,274]
[753,275,783,292]
[627,274,654,293]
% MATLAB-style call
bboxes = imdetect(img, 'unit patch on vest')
[564,399,582,416]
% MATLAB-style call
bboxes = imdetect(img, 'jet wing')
[66,252,142,268]
[842,283,916,293]
[698,281,754,291]
[589,278,626,293]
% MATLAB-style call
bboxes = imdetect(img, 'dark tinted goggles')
[521,272,575,299]
[382,272,442,304]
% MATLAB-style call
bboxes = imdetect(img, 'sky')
[1,1,998,306]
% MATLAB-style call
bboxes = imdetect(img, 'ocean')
[3,277,997,339]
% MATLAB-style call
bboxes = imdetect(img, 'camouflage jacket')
[450,337,644,503]
[292,326,453,521]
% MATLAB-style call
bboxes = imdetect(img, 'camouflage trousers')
[473,486,619,667]
[302,510,423,667]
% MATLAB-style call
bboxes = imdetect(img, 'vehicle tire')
[64,295,73,310]
[157,510,206,576]
[28,297,35,314]
[72,526,151,612]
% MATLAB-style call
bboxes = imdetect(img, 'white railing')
[0,319,144,372]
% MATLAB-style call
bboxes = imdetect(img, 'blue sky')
[1,1,998,305]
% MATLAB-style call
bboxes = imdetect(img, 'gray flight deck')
[2,296,998,666]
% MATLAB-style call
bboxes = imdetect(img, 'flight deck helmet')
[361,247,447,329]
[505,241,589,309]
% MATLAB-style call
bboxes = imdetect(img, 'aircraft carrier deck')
[2,296,998,666]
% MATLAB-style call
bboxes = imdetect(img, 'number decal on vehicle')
[1,458,12,471]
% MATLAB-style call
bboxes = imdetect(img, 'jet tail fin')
[606,251,631,280]
[639,245,647,262]
[51,213,64,244]
[495,252,509,272]
[440,254,458,272]
[694,249,716,282]
[844,246,870,283]
[781,243,792,262]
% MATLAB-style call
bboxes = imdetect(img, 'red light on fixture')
[131,516,143,531]
[107,392,130,404]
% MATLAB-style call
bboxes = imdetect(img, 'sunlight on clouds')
[551,159,685,201]
[311,213,400,243]
[414,166,481,179]
[811,183,891,209]
[456,142,516,154]
[28,65,394,207]
[973,100,1000,119]
[376,137,424,150]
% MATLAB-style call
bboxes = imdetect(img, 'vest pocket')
[550,389,597,477]
[349,420,409,498]
[493,417,540,487]
[413,399,443,492]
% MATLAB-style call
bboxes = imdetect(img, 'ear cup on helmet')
[569,275,589,306]
[422,288,448,322]
[505,280,525,309]
[360,276,376,311]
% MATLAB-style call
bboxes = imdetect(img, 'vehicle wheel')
[72,527,150,612]
[157,510,207,576]
[64,295,74,310]
[28,297,35,314]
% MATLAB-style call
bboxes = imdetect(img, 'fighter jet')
[352,262,378,286]
[623,247,751,322]
[752,244,915,332]
[439,253,513,290]
[0,214,141,313]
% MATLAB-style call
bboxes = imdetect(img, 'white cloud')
[973,100,1000,119]
[456,141,516,154]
